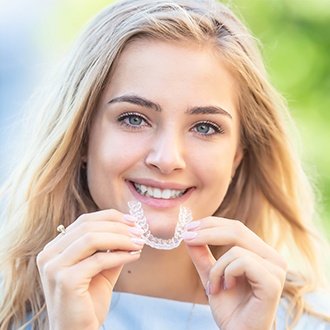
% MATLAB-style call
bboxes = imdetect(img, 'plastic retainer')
[128,200,193,250]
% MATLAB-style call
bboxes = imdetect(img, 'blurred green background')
[30,0,330,240]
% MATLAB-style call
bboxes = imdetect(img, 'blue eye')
[117,112,150,129]
[196,123,213,134]
[128,115,143,126]
[193,121,224,137]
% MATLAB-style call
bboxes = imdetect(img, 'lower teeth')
[128,200,192,250]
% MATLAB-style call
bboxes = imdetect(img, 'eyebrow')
[108,94,162,112]
[185,106,232,119]
[108,94,232,119]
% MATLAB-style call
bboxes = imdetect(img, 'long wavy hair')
[0,0,329,329]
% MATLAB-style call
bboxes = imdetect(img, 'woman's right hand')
[36,209,145,330]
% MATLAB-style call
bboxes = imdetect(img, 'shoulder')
[276,292,330,330]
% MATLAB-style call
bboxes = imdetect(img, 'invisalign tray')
[128,201,193,250]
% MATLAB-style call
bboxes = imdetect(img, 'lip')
[126,179,194,208]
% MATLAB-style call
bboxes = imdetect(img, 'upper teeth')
[134,183,186,199]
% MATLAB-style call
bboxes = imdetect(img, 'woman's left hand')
[183,216,288,330]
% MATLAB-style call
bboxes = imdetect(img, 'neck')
[114,244,208,304]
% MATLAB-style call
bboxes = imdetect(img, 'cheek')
[88,143,136,176]
[201,162,232,197]
[86,139,143,209]
[191,145,235,206]
[192,144,236,181]
[87,129,147,185]
[190,161,232,219]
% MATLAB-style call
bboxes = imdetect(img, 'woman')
[0,0,329,329]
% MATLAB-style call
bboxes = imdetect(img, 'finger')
[47,209,137,249]
[37,225,145,269]
[50,250,142,288]
[218,246,286,281]
[185,243,216,287]
[38,249,141,309]
[184,217,286,268]
[46,220,140,254]
[70,209,137,230]
[55,232,145,266]
[223,256,283,299]
[208,247,285,297]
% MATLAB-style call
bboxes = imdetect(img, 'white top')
[100,291,330,330]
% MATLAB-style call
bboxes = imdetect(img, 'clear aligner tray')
[128,201,192,250]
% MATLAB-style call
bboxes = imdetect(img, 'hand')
[183,216,287,330]
[37,209,145,330]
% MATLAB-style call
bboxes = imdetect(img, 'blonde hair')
[0,0,329,328]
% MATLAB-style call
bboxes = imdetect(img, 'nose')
[145,130,186,174]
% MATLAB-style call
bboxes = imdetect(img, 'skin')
[37,40,287,330]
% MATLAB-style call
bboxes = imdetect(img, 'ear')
[81,155,88,169]
[81,144,88,164]
[231,146,244,178]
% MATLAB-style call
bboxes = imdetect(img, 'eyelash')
[116,113,225,137]
[192,121,225,137]
[116,112,150,129]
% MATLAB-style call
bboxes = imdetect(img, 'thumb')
[185,243,216,287]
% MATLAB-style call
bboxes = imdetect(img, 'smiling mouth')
[132,182,188,199]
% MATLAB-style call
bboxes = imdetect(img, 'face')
[87,39,243,238]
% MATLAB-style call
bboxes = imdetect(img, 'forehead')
[114,37,229,75]
[102,38,239,119]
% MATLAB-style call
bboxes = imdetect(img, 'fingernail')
[128,226,144,236]
[130,237,145,246]
[182,231,198,240]
[206,281,211,296]
[123,214,137,222]
[129,249,142,255]
[185,221,200,230]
